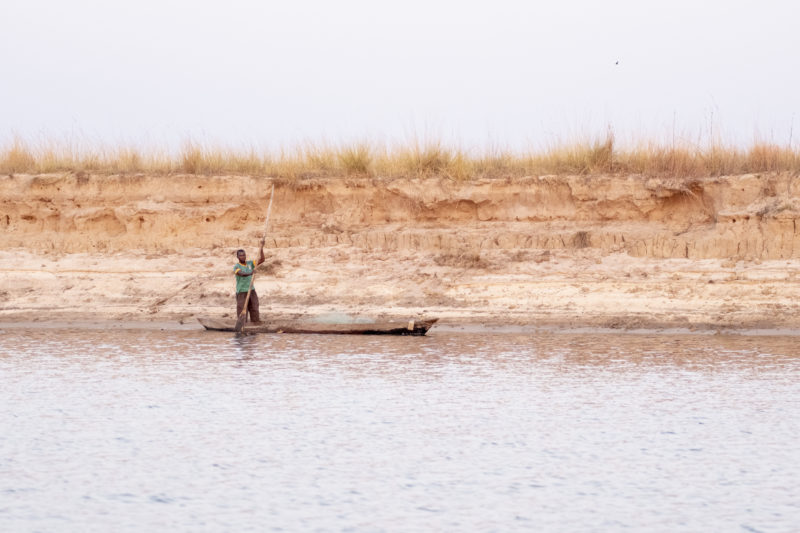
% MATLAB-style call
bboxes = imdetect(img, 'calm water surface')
[1,329,798,532]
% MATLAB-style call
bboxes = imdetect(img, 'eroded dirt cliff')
[2,172,800,329]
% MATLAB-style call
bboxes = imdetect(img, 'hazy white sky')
[1,0,798,149]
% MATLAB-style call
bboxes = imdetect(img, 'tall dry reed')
[2,135,799,179]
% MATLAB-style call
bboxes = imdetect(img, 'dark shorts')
[236,290,260,323]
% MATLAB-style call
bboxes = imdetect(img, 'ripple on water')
[0,329,798,531]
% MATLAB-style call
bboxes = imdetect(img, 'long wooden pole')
[235,184,275,333]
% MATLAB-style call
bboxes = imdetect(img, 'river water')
[1,328,798,532]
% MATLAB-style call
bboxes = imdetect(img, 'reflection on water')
[1,329,798,531]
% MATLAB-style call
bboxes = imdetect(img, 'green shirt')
[233,260,256,293]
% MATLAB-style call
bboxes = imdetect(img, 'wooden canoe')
[198,317,438,336]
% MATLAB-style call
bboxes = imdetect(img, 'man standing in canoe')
[234,240,265,324]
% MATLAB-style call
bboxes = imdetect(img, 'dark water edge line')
[2,319,800,337]
[435,324,800,337]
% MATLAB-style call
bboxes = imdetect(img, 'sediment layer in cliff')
[2,173,799,260]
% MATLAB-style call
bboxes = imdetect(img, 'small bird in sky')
[615,60,619,65]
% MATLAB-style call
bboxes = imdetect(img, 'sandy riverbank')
[2,172,800,332]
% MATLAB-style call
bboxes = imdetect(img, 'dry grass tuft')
[395,142,453,177]
[2,135,800,179]
[0,138,36,173]
[746,144,799,172]
[536,134,615,175]
[337,144,372,175]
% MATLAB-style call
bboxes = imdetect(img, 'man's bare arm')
[257,241,266,266]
